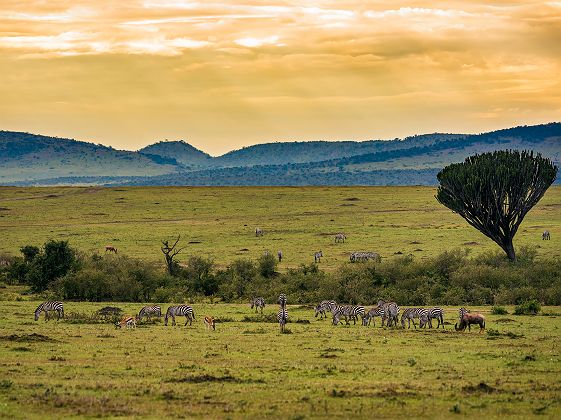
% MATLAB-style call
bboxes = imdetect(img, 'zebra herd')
[315,300,447,329]
[33,300,480,334]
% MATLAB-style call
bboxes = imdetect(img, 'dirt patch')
[34,390,134,416]
[0,207,9,211]
[239,248,249,252]
[168,374,264,384]
[340,203,356,206]
[410,241,422,244]
[495,318,516,323]
[0,333,57,342]
[343,197,360,201]
[463,382,498,394]
[44,194,60,199]
[463,241,480,246]
[188,241,202,244]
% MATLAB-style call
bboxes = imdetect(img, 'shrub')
[491,306,508,315]
[258,253,277,279]
[514,300,541,315]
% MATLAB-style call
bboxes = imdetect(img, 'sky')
[0,1,560,155]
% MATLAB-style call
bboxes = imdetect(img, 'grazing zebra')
[315,300,336,319]
[543,230,551,240]
[137,305,162,320]
[277,306,289,333]
[34,301,64,321]
[164,305,195,326]
[427,307,445,329]
[419,313,431,329]
[350,252,380,262]
[115,315,136,329]
[459,307,470,322]
[381,302,400,327]
[255,227,263,237]
[250,297,265,313]
[333,305,365,325]
[334,233,346,243]
[204,316,216,330]
[314,251,323,263]
[400,308,429,329]
[362,306,385,326]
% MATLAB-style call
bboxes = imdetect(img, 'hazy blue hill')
[1,123,559,185]
[0,131,180,183]
[138,140,212,168]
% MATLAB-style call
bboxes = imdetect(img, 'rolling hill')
[1,123,560,186]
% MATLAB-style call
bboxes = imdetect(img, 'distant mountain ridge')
[1,122,560,186]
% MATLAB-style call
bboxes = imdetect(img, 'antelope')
[204,316,216,330]
[105,245,118,254]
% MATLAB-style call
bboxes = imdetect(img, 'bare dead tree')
[161,235,183,275]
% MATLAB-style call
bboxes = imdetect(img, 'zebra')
[278,293,287,308]
[381,302,400,327]
[362,306,385,326]
[137,305,162,321]
[314,251,323,263]
[164,305,195,326]
[459,307,470,322]
[277,306,289,333]
[543,230,551,240]
[34,301,64,321]
[315,300,336,319]
[333,305,365,325]
[334,233,346,243]
[255,227,263,237]
[250,297,265,313]
[350,252,380,262]
[427,307,445,329]
[115,315,136,329]
[400,308,429,329]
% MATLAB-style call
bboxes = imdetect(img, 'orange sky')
[1,1,560,155]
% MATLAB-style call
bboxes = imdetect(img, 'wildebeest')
[105,245,118,254]
[455,313,486,333]
[543,230,551,240]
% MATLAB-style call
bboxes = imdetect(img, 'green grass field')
[0,186,560,269]
[0,298,560,418]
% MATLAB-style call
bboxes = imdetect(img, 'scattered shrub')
[514,300,541,315]
[491,306,508,315]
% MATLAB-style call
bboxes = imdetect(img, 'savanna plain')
[0,186,560,419]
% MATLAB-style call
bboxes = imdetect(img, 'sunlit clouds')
[0,1,560,154]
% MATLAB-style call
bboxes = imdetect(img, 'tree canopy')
[436,150,558,260]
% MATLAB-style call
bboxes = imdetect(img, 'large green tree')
[436,150,557,261]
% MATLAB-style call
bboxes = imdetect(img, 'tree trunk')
[501,237,516,261]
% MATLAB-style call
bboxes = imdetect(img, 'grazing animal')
[419,313,431,329]
[427,307,445,329]
[165,305,195,326]
[455,313,486,333]
[381,302,400,327]
[315,300,336,319]
[543,230,551,240]
[314,251,323,263]
[255,227,263,237]
[105,245,118,254]
[278,293,287,308]
[277,306,289,333]
[137,305,161,321]
[250,297,266,313]
[400,308,429,329]
[350,252,380,262]
[204,316,216,330]
[333,305,365,325]
[458,307,470,322]
[34,301,64,321]
[335,233,346,243]
[362,306,385,326]
[115,315,136,329]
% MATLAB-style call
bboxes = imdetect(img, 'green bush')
[491,306,508,315]
[514,300,541,315]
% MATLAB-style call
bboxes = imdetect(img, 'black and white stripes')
[277,293,288,333]
[34,301,64,321]
[138,305,162,320]
[164,305,195,326]
[251,297,266,313]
